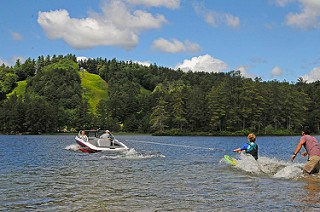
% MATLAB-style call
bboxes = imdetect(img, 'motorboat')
[75,130,129,153]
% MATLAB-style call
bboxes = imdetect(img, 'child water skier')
[233,133,258,160]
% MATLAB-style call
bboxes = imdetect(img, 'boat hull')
[76,138,101,153]
[75,136,128,153]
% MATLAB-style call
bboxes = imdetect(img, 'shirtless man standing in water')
[291,126,320,175]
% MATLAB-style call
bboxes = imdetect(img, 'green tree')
[185,86,209,131]
[96,98,124,131]
[238,79,266,131]
[149,97,169,132]
[15,58,36,80]
[75,97,93,129]
[207,82,228,131]
[107,74,140,125]
[24,95,56,132]
[0,94,25,132]
[168,80,190,130]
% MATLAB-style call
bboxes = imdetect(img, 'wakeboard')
[224,155,237,165]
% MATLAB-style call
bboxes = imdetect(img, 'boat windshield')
[85,130,99,138]
[80,130,108,139]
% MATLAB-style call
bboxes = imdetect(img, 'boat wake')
[222,154,304,179]
[64,144,81,151]
[100,148,166,160]
[64,145,165,160]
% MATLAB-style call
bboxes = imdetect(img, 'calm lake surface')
[1,134,319,211]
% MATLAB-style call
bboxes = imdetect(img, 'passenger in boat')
[79,130,88,142]
[291,126,320,174]
[100,130,115,145]
[233,133,258,160]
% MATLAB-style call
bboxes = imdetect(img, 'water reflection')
[303,175,320,204]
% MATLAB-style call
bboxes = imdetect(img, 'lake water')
[1,134,319,211]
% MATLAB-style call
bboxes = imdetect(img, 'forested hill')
[0,54,320,135]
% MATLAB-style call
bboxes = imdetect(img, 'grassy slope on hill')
[7,71,109,114]
[7,80,27,97]
[7,71,150,115]
[140,86,150,95]
[80,70,108,114]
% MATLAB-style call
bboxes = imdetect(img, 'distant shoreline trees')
[0,54,319,135]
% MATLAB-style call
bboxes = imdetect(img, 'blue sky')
[1,0,320,82]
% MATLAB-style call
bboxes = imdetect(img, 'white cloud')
[194,3,240,29]
[12,56,25,64]
[271,66,283,77]
[152,38,201,53]
[11,32,23,41]
[76,56,89,62]
[133,60,151,66]
[285,0,320,29]
[275,0,294,7]
[175,54,228,73]
[236,66,258,79]
[225,14,240,28]
[37,0,167,50]
[0,56,25,66]
[0,58,9,66]
[302,67,320,82]
[204,12,217,27]
[127,0,180,9]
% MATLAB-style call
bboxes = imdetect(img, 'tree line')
[0,54,319,135]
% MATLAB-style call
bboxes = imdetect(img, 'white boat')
[75,130,129,153]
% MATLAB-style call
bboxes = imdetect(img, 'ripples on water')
[1,135,320,211]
